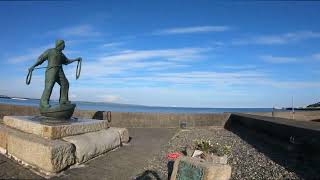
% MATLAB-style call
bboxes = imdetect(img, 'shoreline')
[0,98,279,114]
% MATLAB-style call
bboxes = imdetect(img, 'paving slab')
[0,128,177,180]
[0,153,44,180]
[53,128,177,180]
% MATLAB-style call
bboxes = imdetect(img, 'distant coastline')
[285,107,320,111]
[0,96,278,113]
[284,101,320,111]
[2,94,318,113]
[0,95,34,100]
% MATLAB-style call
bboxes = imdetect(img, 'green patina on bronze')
[27,40,82,120]
[176,161,204,180]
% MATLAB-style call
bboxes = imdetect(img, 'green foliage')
[192,139,231,156]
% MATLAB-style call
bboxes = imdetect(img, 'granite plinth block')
[110,127,130,143]
[0,125,7,150]
[0,124,75,173]
[3,116,110,139]
[63,128,121,163]
[0,116,128,176]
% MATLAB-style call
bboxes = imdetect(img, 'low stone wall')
[227,113,320,155]
[248,111,320,121]
[0,104,39,118]
[0,104,229,128]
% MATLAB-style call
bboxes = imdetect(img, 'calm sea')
[0,98,281,113]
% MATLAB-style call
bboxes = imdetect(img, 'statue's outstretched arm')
[29,50,49,70]
[63,54,81,65]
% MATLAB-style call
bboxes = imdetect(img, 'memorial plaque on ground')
[170,157,231,180]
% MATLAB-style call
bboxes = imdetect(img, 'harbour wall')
[226,113,320,160]
[0,103,229,128]
[248,111,320,122]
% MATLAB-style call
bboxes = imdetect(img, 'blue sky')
[0,1,320,108]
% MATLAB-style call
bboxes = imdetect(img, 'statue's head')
[55,40,65,51]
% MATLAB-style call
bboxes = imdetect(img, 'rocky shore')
[139,126,319,180]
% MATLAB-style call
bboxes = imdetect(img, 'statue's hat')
[55,40,65,48]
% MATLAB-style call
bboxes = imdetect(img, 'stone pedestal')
[0,116,129,176]
[3,116,110,139]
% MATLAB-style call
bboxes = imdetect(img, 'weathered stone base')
[110,127,130,143]
[0,116,129,176]
[0,124,75,174]
[3,116,110,139]
[63,128,121,163]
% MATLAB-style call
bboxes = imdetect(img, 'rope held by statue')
[26,69,33,85]
[76,58,82,80]
[26,59,82,85]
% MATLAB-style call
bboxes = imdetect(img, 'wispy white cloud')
[9,52,39,64]
[260,53,320,64]
[98,95,122,103]
[73,47,212,79]
[74,68,267,89]
[69,68,320,106]
[8,44,52,64]
[67,86,252,107]
[260,55,298,64]
[154,25,230,35]
[2,62,319,107]
[209,41,226,47]
[311,53,320,60]
[268,81,320,89]
[149,71,267,86]
[48,24,101,38]
[100,48,211,63]
[218,64,257,70]
[233,31,320,45]
[7,24,101,64]
[101,42,124,48]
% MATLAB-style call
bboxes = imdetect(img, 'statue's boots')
[60,100,71,105]
[40,102,51,109]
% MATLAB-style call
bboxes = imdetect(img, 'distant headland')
[0,95,31,101]
[285,101,320,111]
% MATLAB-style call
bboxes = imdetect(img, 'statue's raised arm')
[29,49,49,72]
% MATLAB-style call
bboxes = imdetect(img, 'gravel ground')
[138,126,319,180]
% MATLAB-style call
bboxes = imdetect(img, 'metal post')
[292,96,295,120]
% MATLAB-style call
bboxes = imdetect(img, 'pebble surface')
[141,126,319,180]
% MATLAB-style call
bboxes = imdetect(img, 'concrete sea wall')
[226,113,320,157]
[249,111,320,121]
[0,104,229,128]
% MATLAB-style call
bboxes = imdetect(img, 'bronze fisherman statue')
[27,40,82,120]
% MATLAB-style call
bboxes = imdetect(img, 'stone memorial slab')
[3,116,110,139]
[171,156,231,180]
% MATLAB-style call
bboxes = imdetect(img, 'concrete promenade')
[0,128,177,180]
